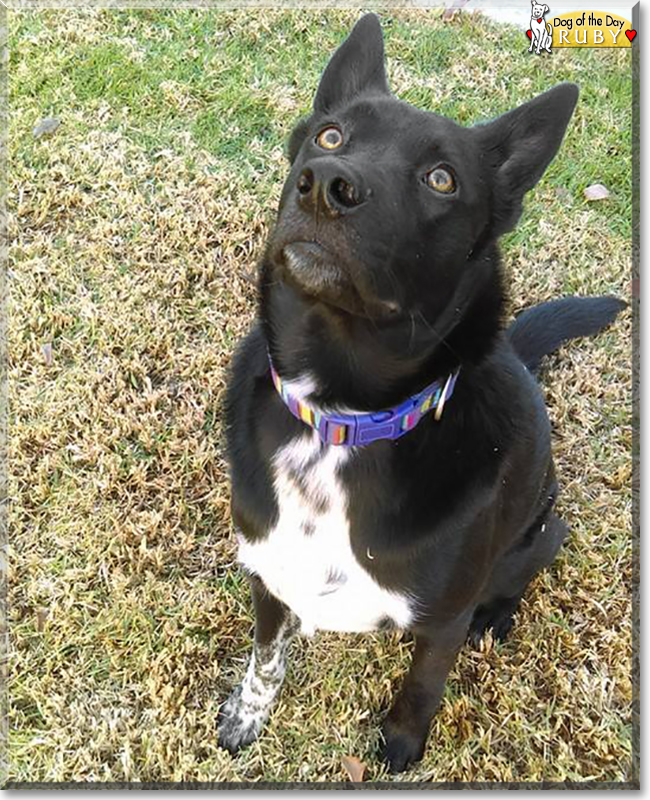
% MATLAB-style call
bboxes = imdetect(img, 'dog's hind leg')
[468,511,568,647]
[218,575,299,754]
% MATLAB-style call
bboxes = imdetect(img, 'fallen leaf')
[41,342,53,366]
[36,607,49,631]
[584,183,609,202]
[341,754,366,782]
[33,117,61,139]
[442,0,469,20]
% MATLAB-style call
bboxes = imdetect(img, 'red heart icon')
[537,17,542,22]
[526,29,532,38]
[626,29,637,41]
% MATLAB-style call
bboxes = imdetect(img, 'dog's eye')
[425,167,456,194]
[316,127,343,150]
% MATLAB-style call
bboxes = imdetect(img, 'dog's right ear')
[286,15,389,163]
[313,13,390,113]
[286,116,312,164]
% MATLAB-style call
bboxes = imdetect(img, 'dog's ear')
[477,83,579,235]
[544,4,549,11]
[313,13,390,113]
[286,116,312,163]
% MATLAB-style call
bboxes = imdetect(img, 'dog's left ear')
[544,4,550,12]
[477,83,579,234]
[313,13,390,113]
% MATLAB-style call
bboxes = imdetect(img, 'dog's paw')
[217,685,268,755]
[380,720,427,773]
[468,596,518,647]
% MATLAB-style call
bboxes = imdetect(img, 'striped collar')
[269,359,459,447]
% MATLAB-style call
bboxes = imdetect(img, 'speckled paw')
[217,685,269,755]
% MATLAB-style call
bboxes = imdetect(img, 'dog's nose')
[296,163,366,217]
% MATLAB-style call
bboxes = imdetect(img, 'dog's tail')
[507,296,626,373]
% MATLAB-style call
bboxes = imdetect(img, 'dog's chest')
[237,432,414,635]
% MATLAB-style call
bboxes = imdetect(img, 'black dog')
[218,13,624,772]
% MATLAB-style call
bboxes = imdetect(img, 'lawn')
[7,8,633,784]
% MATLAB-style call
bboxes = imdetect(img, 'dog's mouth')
[277,240,400,319]
[282,241,346,297]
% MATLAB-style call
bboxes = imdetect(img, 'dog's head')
[531,3,550,18]
[264,14,577,387]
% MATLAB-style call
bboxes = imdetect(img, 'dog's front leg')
[218,575,298,754]
[381,619,469,772]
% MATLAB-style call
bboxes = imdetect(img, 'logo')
[527,8,635,48]
[527,2,553,53]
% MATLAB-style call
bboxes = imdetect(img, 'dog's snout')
[296,163,366,217]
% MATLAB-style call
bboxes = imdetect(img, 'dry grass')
[7,8,633,785]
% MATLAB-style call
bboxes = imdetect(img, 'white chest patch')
[237,430,416,635]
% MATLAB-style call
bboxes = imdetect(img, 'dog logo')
[528,1,553,53]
